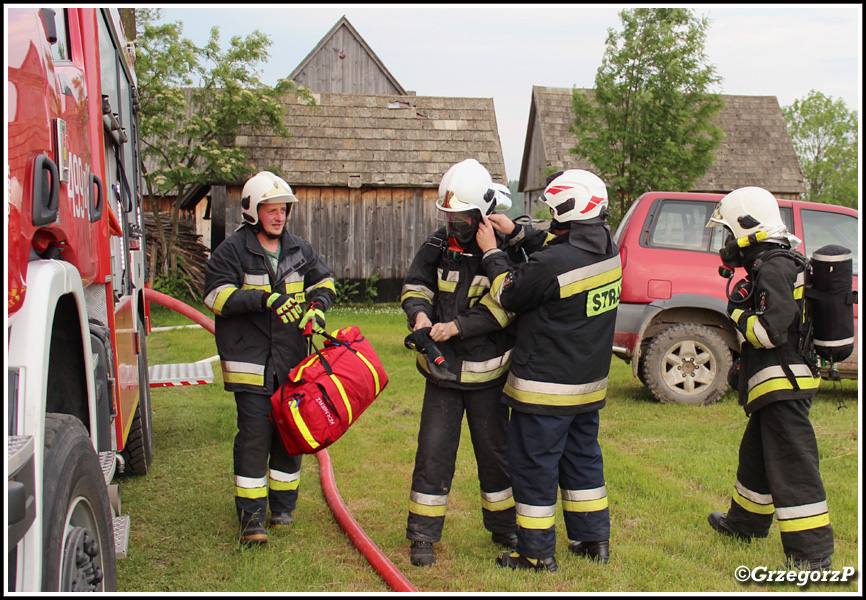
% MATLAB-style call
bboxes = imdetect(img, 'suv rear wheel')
[642,323,732,405]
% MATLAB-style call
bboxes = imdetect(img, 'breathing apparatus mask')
[717,227,774,279]
[437,189,495,260]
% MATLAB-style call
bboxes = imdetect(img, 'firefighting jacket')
[729,243,819,415]
[401,227,517,389]
[204,225,336,394]
[481,223,622,416]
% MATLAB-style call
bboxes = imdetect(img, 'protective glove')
[404,328,456,382]
[263,292,303,324]
[299,302,326,335]
[726,279,752,317]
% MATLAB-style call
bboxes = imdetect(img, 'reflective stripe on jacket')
[731,246,818,414]
[203,225,335,394]
[400,227,516,389]
[482,225,621,415]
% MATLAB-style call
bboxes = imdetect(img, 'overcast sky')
[158,4,862,183]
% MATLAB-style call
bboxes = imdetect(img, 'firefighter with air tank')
[705,186,835,571]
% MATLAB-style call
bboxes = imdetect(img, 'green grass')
[117,304,860,593]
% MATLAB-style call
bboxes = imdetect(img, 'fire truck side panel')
[114,295,140,446]
[7,8,149,591]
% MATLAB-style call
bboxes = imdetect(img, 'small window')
[47,7,70,62]
[802,209,859,276]
[648,200,712,251]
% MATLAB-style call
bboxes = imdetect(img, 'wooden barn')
[208,90,507,299]
[197,16,507,299]
[519,86,806,211]
[288,15,407,95]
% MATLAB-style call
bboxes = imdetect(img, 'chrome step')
[149,362,214,387]
[98,451,116,486]
[113,515,131,559]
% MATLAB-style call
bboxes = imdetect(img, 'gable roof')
[520,86,805,196]
[288,15,407,95]
[235,91,507,188]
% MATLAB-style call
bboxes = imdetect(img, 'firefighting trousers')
[406,381,516,543]
[233,391,302,525]
[509,409,610,560]
[724,397,834,561]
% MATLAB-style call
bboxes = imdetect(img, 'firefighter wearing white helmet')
[240,171,299,236]
[204,171,336,545]
[476,169,621,571]
[401,158,519,566]
[436,158,512,251]
[704,186,833,570]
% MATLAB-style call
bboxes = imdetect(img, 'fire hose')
[144,288,418,592]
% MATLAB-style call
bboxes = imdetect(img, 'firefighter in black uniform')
[401,159,519,567]
[705,186,834,570]
[204,171,336,545]
[477,169,621,572]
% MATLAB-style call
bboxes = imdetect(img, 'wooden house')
[154,15,508,300]
[209,90,507,299]
[519,86,806,211]
[288,15,407,95]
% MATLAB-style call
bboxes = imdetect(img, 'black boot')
[240,521,268,546]
[707,511,753,543]
[568,540,610,564]
[788,555,832,571]
[410,541,435,567]
[269,512,294,530]
[491,531,518,549]
[496,551,558,573]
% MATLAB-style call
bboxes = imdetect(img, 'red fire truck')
[7,8,211,591]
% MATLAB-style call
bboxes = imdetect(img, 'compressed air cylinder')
[810,245,856,363]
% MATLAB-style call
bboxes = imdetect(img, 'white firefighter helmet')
[240,171,298,226]
[706,186,788,241]
[540,169,609,222]
[436,158,511,215]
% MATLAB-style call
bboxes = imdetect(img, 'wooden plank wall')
[295,28,403,95]
[278,186,441,281]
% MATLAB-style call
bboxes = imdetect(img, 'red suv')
[612,192,859,405]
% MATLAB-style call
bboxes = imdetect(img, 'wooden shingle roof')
[520,86,805,196]
[236,91,508,188]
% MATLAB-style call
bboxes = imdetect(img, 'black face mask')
[445,211,481,247]
[719,232,742,268]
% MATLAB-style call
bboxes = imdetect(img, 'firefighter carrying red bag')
[270,326,389,455]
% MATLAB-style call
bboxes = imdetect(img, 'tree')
[570,8,724,227]
[134,8,312,288]
[782,90,858,208]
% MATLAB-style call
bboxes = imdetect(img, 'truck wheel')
[42,414,117,592]
[121,316,154,475]
[642,323,732,405]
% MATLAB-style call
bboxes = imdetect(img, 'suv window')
[648,200,711,250]
[642,198,795,254]
[801,209,859,275]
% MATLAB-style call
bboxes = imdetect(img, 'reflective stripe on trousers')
[406,382,515,542]
[234,391,302,523]
[726,398,833,561]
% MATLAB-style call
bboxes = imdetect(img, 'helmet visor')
[442,210,481,246]
[706,202,725,228]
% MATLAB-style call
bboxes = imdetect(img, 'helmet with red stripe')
[540,169,609,223]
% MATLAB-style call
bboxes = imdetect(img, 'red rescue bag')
[270,326,388,455]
